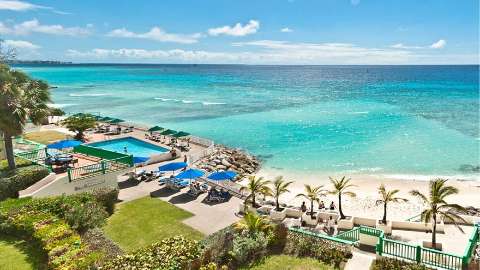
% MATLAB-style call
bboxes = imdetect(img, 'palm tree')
[0,64,50,170]
[239,176,271,208]
[296,184,327,216]
[271,176,293,211]
[329,176,356,219]
[376,184,408,224]
[234,212,272,236]
[410,178,467,248]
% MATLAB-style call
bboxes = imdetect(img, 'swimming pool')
[87,137,168,161]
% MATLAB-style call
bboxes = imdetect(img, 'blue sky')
[0,0,478,64]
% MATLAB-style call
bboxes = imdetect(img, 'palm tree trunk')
[3,132,16,170]
[339,194,345,219]
[252,193,256,208]
[382,203,387,224]
[276,197,279,211]
[310,200,314,216]
[432,215,437,248]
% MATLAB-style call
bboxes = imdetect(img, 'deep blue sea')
[16,64,480,180]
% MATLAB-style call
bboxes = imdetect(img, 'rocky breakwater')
[196,145,261,179]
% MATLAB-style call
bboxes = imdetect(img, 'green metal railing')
[336,227,360,242]
[359,226,383,237]
[376,224,479,270]
[289,227,356,245]
[14,148,52,172]
[67,156,132,182]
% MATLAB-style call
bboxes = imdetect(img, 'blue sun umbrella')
[207,171,237,181]
[47,140,82,150]
[158,162,187,172]
[175,169,204,181]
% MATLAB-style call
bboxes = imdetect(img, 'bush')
[371,258,431,270]
[283,231,352,268]
[91,187,119,215]
[0,165,49,201]
[0,158,32,172]
[101,236,201,270]
[81,228,123,265]
[200,226,235,266]
[3,207,104,269]
[64,200,108,232]
[230,232,269,266]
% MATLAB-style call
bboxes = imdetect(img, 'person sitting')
[318,200,325,210]
[301,201,307,212]
[329,201,336,210]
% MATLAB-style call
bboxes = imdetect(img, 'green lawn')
[103,197,204,252]
[244,255,333,270]
[0,234,47,270]
[24,130,70,145]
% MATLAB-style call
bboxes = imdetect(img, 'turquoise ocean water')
[16,64,480,180]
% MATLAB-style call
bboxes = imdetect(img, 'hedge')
[0,165,50,201]
[101,236,202,270]
[0,158,32,172]
[370,257,432,270]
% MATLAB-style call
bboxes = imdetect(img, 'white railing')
[189,143,215,164]
[189,136,214,148]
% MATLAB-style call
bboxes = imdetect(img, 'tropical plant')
[61,113,96,140]
[296,184,327,216]
[409,178,467,247]
[376,184,408,224]
[0,64,51,170]
[240,176,271,208]
[271,176,293,211]
[234,212,272,236]
[329,176,356,219]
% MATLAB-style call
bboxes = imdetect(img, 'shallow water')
[16,64,480,179]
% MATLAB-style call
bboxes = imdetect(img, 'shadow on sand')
[118,178,139,189]
[150,187,178,198]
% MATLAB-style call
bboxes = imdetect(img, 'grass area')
[103,196,204,252]
[245,255,333,270]
[244,255,333,270]
[0,234,47,270]
[23,130,70,145]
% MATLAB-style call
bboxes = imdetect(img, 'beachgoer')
[330,201,336,210]
[123,146,128,154]
[301,201,307,212]
[184,155,188,164]
[318,200,325,210]
[327,216,335,235]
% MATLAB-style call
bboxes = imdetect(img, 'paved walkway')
[117,166,241,235]
[344,250,375,270]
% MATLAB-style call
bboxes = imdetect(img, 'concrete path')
[344,250,375,270]
[117,167,241,235]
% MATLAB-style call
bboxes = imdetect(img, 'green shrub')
[371,257,431,270]
[0,158,32,172]
[64,200,108,232]
[230,232,269,266]
[0,165,49,200]
[81,228,124,265]
[90,187,119,215]
[200,226,235,266]
[102,236,201,270]
[283,231,352,268]
[4,207,104,269]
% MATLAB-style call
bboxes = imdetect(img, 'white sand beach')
[252,168,480,222]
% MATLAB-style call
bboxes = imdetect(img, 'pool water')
[87,137,168,159]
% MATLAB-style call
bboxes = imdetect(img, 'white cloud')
[390,43,422,49]
[66,40,415,65]
[3,39,40,49]
[0,19,91,36]
[430,39,446,49]
[390,39,447,50]
[208,20,259,37]
[280,27,293,33]
[107,27,201,44]
[0,0,70,14]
